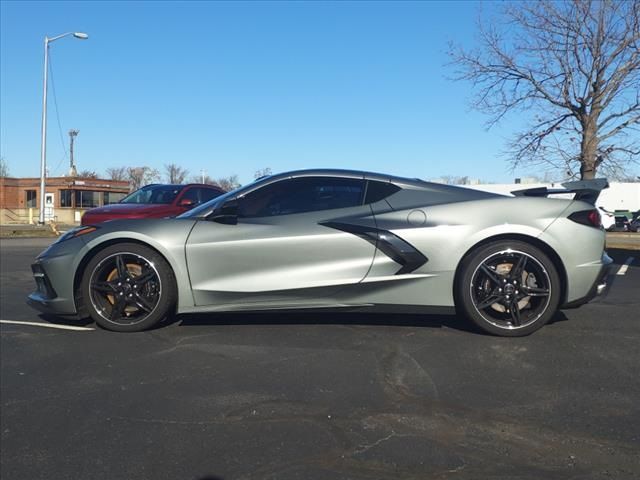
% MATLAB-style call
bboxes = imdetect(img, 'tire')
[456,240,561,337]
[81,243,176,332]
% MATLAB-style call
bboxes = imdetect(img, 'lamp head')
[73,32,89,40]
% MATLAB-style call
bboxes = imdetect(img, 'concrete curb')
[0,224,75,239]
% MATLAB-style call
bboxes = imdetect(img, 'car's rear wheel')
[456,240,561,336]
[81,243,176,332]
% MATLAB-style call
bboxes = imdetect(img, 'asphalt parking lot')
[1,238,639,480]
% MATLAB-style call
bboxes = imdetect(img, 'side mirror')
[213,215,238,225]
[210,199,239,225]
[179,198,196,208]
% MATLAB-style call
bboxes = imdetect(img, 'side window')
[239,177,365,218]
[199,188,223,203]
[365,181,401,204]
[180,188,200,204]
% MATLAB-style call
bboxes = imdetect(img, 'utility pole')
[200,169,207,184]
[68,129,79,176]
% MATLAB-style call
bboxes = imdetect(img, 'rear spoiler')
[511,178,609,205]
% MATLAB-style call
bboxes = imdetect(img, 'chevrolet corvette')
[27,169,612,336]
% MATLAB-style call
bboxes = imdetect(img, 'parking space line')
[0,320,94,331]
[616,257,635,276]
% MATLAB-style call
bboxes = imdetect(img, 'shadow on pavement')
[40,309,570,336]
[37,313,94,327]
[175,310,490,335]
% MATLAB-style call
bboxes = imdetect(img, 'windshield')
[120,185,182,205]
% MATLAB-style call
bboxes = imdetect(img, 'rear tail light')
[568,209,602,229]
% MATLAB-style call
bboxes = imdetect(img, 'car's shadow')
[174,310,475,332]
[170,309,569,335]
[37,313,94,327]
[37,306,570,336]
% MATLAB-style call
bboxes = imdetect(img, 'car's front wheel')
[81,243,176,332]
[456,240,561,337]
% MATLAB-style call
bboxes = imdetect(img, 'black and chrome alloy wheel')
[470,250,551,330]
[89,252,162,325]
[81,243,176,332]
[457,240,561,337]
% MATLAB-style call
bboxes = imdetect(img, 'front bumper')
[26,262,78,316]
[27,293,79,317]
[25,237,89,317]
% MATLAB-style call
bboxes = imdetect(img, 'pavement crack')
[110,415,230,426]
[352,431,411,455]
[379,346,439,403]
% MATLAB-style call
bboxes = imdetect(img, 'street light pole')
[38,37,49,224]
[38,32,88,224]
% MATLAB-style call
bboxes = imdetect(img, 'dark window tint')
[120,185,181,205]
[25,190,37,208]
[240,177,364,218]
[181,187,223,205]
[180,188,200,204]
[199,188,222,203]
[75,190,100,208]
[180,187,223,205]
[103,191,126,205]
[365,181,401,204]
[60,190,73,207]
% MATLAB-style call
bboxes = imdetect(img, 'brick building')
[0,176,130,224]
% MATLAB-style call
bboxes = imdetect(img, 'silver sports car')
[27,169,612,336]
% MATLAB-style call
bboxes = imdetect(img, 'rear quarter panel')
[537,200,606,302]
[362,196,575,307]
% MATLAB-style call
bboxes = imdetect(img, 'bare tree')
[106,166,128,181]
[164,163,189,184]
[78,170,98,178]
[191,174,241,191]
[215,175,241,191]
[191,173,214,185]
[128,166,161,192]
[0,157,9,177]
[435,175,472,185]
[449,0,640,179]
[254,167,272,179]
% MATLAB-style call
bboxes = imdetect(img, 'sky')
[1,0,534,185]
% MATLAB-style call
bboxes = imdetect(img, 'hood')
[81,203,182,225]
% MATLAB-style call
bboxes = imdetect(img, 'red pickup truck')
[81,183,225,225]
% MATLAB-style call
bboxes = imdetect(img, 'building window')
[25,190,37,208]
[103,192,126,205]
[60,190,73,207]
[75,190,100,208]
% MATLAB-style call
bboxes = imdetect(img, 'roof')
[261,168,483,192]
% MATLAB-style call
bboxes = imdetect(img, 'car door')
[185,175,377,306]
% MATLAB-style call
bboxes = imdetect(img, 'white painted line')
[616,257,635,276]
[0,320,94,331]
